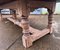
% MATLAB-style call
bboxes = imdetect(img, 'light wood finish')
[7,17,50,48]
[0,0,56,48]
[18,0,31,48]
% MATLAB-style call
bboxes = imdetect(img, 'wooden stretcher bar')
[7,17,50,48]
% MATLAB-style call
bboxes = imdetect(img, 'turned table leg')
[21,16,32,48]
[18,0,32,48]
[47,9,53,34]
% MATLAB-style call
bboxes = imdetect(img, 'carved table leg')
[47,9,53,34]
[21,17,32,48]
[18,0,32,48]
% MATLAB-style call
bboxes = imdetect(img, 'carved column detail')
[18,0,32,48]
[47,9,53,33]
